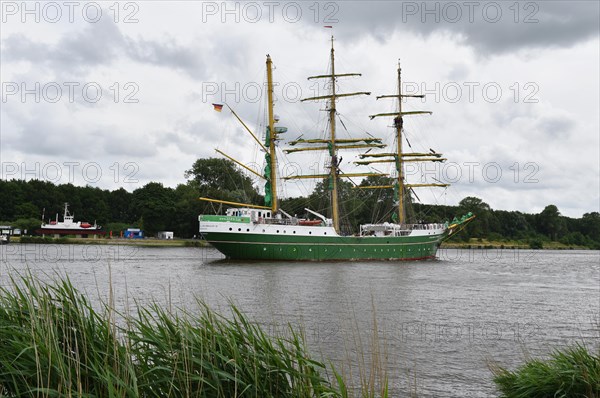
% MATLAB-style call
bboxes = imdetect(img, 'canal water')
[1,244,598,397]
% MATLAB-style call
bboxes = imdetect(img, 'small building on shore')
[157,231,174,240]
[1,225,14,244]
[124,228,144,239]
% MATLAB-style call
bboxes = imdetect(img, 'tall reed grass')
[490,344,600,398]
[0,271,340,397]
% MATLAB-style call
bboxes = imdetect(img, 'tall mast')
[200,55,286,213]
[367,63,449,223]
[266,55,278,214]
[329,37,340,232]
[284,36,374,234]
[396,62,405,224]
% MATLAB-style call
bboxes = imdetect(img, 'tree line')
[0,158,598,248]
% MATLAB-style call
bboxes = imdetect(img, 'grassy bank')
[13,236,209,247]
[490,345,600,397]
[0,272,340,397]
[441,238,590,250]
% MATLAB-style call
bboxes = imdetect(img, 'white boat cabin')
[226,208,274,222]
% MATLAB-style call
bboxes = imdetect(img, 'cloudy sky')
[1,1,598,217]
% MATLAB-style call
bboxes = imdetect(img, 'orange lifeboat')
[80,222,92,228]
[298,219,322,226]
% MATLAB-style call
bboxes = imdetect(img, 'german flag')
[212,103,224,112]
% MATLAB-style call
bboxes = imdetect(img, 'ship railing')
[257,218,299,226]
[360,222,446,235]
[405,223,446,231]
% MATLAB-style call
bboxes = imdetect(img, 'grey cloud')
[156,118,223,156]
[124,36,206,79]
[319,1,599,55]
[2,17,206,79]
[2,17,124,75]
[1,102,156,159]
[3,111,92,158]
[536,114,575,138]
[102,129,158,157]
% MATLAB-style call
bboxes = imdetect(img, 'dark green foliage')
[19,236,70,244]
[185,158,261,205]
[458,197,492,238]
[538,205,566,241]
[491,345,600,398]
[0,272,339,398]
[529,238,544,250]
[131,182,176,236]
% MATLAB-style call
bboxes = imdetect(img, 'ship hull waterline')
[201,231,445,261]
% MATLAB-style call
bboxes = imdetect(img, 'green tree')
[458,196,491,238]
[108,188,135,224]
[172,183,205,238]
[580,212,600,242]
[131,183,176,236]
[538,205,565,241]
[185,158,260,205]
[14,202,39,219]
[355,175,395,225]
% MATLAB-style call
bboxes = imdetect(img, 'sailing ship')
[199,38,474,261]
[38,203,103,236]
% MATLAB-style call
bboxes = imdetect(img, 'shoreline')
[10,236,208,247]
[7,236,592,250]
[441,238,590,250]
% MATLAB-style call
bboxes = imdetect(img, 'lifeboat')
[298,219,322,226]
[80,222,92,228]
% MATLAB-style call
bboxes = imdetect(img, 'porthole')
[246,229,250,232]
[309,231,312,235]
[293,231,296,234]
[277,230,280,233]
[324,232,327,235]
[238,228,241,231]
[229,227,232,231]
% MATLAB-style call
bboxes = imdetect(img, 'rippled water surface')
[1,244,598,397]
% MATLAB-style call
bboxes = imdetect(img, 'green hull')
[203,231,445,261]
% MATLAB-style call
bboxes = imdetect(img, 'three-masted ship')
[199,38,474,261]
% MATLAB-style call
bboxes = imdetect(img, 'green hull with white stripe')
[203,231,445,261]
